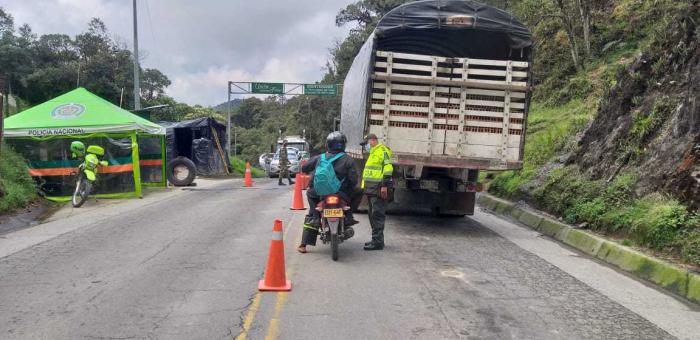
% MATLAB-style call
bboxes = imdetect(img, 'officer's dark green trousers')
[368,195,387,245]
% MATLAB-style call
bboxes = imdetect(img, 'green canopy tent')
[3,87,166,201]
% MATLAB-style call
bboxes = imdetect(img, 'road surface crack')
[139,237,179,265]
[414,269,461,339]
[83,335,146,340]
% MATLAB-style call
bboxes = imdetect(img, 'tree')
[183,105,225,123]
[554,0,583,70]
[141,68,170,101]
[574,0,592,58]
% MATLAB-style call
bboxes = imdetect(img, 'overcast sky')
[2,0,354,106]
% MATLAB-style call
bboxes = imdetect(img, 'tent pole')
[131,133,142,198]
[161,135,167,187]
[226,81,232,157]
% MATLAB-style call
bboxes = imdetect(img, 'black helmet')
[326,131,347,152]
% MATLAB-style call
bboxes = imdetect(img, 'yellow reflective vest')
[361,143,394,190]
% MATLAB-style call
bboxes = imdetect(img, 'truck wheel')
[167,157,196,186]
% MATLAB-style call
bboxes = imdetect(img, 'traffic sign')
[303,84,337,96]
[251,82,284,94]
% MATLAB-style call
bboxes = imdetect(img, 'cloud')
[2,0,354,106]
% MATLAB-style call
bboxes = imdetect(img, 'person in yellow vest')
[360,133,393,251]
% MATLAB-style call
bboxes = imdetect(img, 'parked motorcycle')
[70,141,108,208]
[316,194,354,261]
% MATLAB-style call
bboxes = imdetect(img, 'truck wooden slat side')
[366,50,530,171]
[340,0,533,216]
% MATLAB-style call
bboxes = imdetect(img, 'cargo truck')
[340,0,533,215]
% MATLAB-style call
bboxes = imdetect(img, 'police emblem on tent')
[51,103,85,119]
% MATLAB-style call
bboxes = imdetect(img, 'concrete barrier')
[477,193,700,305]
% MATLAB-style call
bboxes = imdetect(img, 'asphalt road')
[0,178,698,339]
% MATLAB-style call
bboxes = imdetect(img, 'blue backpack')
[313,153,345,195]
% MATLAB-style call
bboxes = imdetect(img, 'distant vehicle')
[259,153,273,171]
[261,135,311,173]
[276,135,309,153]
[267,147,310,178]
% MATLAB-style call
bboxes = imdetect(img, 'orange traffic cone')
[304,173,311,190]
[258,219,292,291]
[290,177,305,210]
[244,162,253,187]
[298,160,309,190]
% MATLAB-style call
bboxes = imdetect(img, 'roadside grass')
[229,156,265,178]
[0,145,36,215]
[486,84,700,266]
[530,166,700,265]
[488,99,594,198]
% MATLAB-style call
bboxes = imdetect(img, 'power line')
[144,0,161,69]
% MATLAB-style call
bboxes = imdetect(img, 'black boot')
[364,242,384,251]
[345,213,359,227]
[278,178,286,186]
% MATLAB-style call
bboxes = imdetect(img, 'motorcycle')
[70,141,108,208]
[316,194,354,261]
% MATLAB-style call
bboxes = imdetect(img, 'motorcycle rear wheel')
[72,177,91,208]
[330,233,339,261]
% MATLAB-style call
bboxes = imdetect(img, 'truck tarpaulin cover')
[341,0,533,152]
[159,117,231,176]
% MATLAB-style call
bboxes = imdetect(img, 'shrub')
[0,145,37,214]
[636,198,688,249]
[681,227,700,266]
[229,156,266,178]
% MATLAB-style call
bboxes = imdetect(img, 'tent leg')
[161,135,167,187]
[131,133,143,198]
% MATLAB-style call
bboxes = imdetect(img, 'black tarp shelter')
[159,117,231,175]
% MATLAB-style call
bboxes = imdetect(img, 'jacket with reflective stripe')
[361,143,393,190]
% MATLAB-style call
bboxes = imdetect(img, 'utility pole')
[132,0,141,111]
[0,75,5,158]
[226,81,232,157]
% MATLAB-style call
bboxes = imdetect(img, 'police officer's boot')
[278,178,285,186]
[363,241,384,251]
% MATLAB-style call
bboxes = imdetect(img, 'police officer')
[361,133,393,251]
[278,140,295,186]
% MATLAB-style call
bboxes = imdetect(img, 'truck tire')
[167,157,196,186]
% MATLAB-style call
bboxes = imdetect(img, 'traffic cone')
[290,177,306,210]
[304,173,311,190]
[244,162,253,187]
[258,219,292,292]
[299,160,309,190]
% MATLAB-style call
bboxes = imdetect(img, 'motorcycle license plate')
[323,208,344,218]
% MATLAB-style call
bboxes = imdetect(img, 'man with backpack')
[297,131,360,254]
